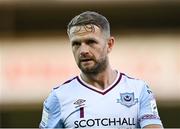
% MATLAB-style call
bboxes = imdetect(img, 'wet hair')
[67,11,110,38]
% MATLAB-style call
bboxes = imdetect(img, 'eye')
[86,39,97,45]
[72,41,81,46]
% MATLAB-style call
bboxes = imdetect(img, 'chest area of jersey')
[61,92,139,128]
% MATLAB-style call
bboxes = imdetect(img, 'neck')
[80,66,117,90]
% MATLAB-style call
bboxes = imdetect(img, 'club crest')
[117,92,138,107]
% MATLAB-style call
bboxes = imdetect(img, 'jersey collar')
[77,70,122,95]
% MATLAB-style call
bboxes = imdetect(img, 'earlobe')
[107,36,115,53]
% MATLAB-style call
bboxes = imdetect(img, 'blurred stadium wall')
[0,0,180,127]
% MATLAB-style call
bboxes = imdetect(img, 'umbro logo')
[74,99,86,108]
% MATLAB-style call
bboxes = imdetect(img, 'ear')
[107,36,115,53]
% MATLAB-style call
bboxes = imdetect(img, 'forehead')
[69,24,103,40]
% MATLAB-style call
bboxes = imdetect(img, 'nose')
[79,43,89,56]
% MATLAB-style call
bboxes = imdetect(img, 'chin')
[80,67,96,74]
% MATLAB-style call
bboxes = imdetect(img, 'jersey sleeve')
[138,83,163,128]
[39,89,64,128]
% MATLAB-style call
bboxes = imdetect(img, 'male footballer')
[39,11,163,128]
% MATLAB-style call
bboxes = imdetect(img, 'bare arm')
[144,124,163,128]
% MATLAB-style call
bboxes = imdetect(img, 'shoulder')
[48,76,79,100]
[120,72,150,94]
[43,76,78,109]
[53,76,78,91]
[121,73,146,87]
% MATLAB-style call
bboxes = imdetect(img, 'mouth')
[80,58,93,62]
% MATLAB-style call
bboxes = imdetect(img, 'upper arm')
[138,83,163,128]
[39,90,64,128]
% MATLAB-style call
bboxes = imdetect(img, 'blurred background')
[0,0,180,127]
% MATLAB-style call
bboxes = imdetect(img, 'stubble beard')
[78,56,108,75]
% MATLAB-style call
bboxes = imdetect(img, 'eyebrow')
[71,37,97,43]
[71,39,81,44]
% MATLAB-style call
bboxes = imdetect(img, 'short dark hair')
[67,11,110,37]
